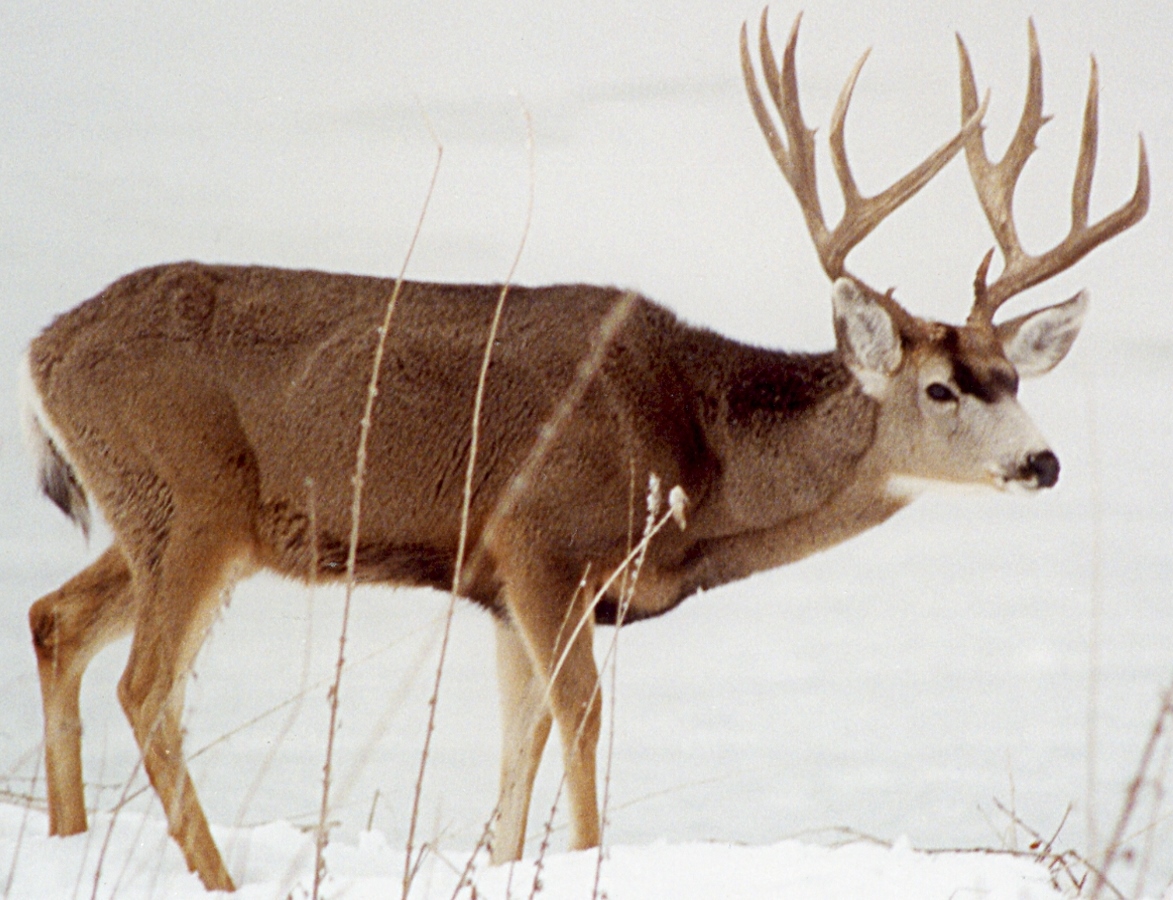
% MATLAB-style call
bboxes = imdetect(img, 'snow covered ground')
[2,1,1172,897]
[0,804,1088,900]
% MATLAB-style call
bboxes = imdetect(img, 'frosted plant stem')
[590,464,638,898]
[547,503,676,699]
[312,132,444,900]
[591,474,666,896]
[403,100,534,900]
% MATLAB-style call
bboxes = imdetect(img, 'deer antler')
[958,20,1150,328]
[741,9,987,289]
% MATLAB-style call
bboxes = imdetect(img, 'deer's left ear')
[996,291,1089,378]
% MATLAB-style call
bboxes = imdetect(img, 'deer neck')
[706,350,880,525]
[685,349,911,591]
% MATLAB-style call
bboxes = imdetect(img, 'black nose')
[1026,450,1060,488]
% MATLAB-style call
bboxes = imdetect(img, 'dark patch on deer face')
[941,327,1019,403]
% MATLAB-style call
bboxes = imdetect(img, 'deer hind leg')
[497,557,602,857]
[116,512,253,894]
[491,617,553,863]
[109,390,258,890]
[29,545,137,836]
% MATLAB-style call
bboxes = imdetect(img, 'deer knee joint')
[29,598,64,665]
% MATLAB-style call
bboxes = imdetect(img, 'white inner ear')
[1001,291,1088,378]
[832,279,901,394]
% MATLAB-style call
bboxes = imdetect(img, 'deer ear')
[996,290,1088,378]
[832,278,902,395]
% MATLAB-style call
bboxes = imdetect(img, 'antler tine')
[743,7,987,285]
[961,21,1151,328]
[740,11,830,258]
[1071,56,1098,230]
[957,23,1050,281]
[828,51,988,277]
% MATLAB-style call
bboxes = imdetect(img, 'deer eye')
[926,382,957,403]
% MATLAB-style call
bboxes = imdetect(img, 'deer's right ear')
[832,278,902,396]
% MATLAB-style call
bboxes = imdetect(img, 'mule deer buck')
[24,10,1146,892]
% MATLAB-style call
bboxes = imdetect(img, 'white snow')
[2,1,1172,898]
[0,803,1080,899]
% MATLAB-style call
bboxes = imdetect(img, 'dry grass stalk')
[587,465,641,900]
[312,132,445,900]
[226,478,322,877]
[1087,676,1173,900]
[528,780,564,900]
[403,102,534,900]
[415,290,640,896]
[1127,734,1171,899]
[1084,368,1105,864]
[546,488,685,696]
[988,800,1114,897]
[445,808,499,900]
[589,475,667,900]
[524,480,683,900]
[3,744,41,899]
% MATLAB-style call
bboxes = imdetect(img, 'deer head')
[740,10,1148,492]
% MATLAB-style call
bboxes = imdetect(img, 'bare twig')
[366,788,382,833]
[227,478,321,877]
[313,125,444,900]
[547,493,682,696]
[797,820,1125,900]
[1087,675,1173,900]
[3,742,41,899]
[403,99,534,900]
[521,479,683,897]
[588,462,640,899]
[992,797,1124,899]
[589,475,664,899]
[1084,363,1105,864]
[528,779,565,900]
[1129,733,1171,899]
[447,807,498,900]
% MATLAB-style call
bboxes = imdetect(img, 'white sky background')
[1,0,1172,885]
[1,1,1167,346]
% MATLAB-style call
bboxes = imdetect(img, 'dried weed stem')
[313,131,444,900]
[1087,676,1173,900]
[403,101,534,900]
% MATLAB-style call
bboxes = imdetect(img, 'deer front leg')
[498,558,603,856]
[492,618,553,863]
[29,546,136,836]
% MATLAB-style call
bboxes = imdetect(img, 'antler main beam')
[741,8,987,286]
[959,20,1150,327]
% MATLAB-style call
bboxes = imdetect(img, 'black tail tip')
[38,441,91,539]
